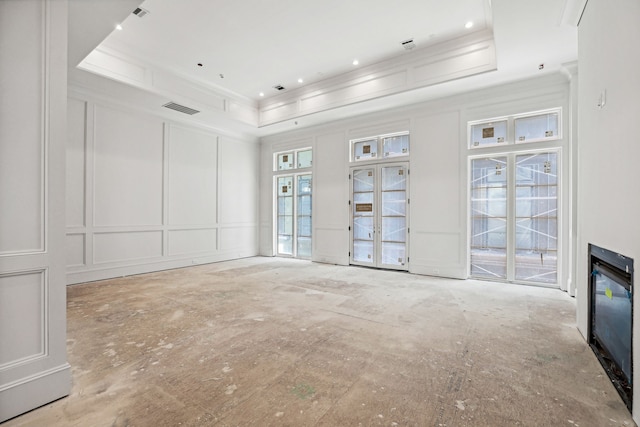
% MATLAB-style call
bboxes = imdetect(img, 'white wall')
[0,0,71,421]
[576,0,640,420]
[260,73,572,284]
[66,84,260,284]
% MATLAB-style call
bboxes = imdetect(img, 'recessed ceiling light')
[116,24,123,30]
[352,59,359,66]
[465,21,474,29]
[259,92,264,97]
[298,78,304,83]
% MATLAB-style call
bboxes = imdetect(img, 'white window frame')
[468,108,562,149]
[350,131,410,163]
[273,147,313,259]
[468,148,562,286]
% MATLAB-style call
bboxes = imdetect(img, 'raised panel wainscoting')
[65,95,260,285]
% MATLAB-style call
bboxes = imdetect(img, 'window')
[470,152,559,285]
[274,148,312,258]
[351,132,409,162]
[275,149,312,171]
[277,152,294,170]
[276,176,294,255]
[469,108,561,149]
[468,108,563,286]
[514,110,560,143]
[353,139,378,161]
[470,119,508,148]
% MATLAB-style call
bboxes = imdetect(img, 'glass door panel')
[514,153,558,283]
[470,157,508,279]
[352,169,375,264]
[277,176,293,255]
[296,174,312,258]
[380,166,407,268]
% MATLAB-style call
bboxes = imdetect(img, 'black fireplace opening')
[588,244,634,412]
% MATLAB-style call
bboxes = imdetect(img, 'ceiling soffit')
[78,29,497,131]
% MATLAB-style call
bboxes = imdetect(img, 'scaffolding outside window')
[470,151,559,285]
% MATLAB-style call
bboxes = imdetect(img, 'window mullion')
[506,154,516,282]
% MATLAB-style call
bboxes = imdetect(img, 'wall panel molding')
[66,90,259,284]
[93,230,163,264]
[0,269,47,370]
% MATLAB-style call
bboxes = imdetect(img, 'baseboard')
[66,251,258,285]
[0,363,71,423]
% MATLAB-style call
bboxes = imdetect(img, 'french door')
[470,151,559,285]
[276,174,312,258]
[350,163,409,270]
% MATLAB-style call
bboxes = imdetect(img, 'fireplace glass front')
[589,244,634,412]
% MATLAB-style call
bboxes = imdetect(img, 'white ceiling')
[70,0,580,136]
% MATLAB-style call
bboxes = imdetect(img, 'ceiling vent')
[162,102,200,115]
[273,85,285,91]
[401,39,416,50]
[133,7,150,17]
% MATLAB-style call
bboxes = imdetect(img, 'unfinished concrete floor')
[4,257,635,427]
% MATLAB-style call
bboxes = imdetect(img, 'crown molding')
[258,29,497,127]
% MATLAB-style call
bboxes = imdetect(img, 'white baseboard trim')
[0,363,71,423]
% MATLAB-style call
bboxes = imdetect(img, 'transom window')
[468,108,561,149]
[350,132,409,162]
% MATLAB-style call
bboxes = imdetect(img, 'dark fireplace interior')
[589,244,634,412]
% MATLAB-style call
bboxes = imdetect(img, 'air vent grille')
[401,39,416,50]
[162,102,200,115]
[133,7,149,17]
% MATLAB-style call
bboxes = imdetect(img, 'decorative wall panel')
[0,0,44,254]
[168,126,217,226]
[66,98,86,228]
[93,106,163,227]
[93,231,163,264]
[66,234,85,267]
[168,229,216,256]
[0,270,45,368]
[218,139,258,224]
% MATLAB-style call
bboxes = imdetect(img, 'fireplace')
[589,244,634,411]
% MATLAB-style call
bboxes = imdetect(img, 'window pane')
[470,157,508,280]
[277,177,292,196]
[353,168,374,192]
[381,217,405,242]
[381,191,406,216]
[381,166,406,191]
[278,235,293,255]
[277,197,293,215]
[353,139,377,161]
[381,242,406,266]
[382,134,409,158]
[514,152,558,284]
[515,111,559,143]
[353,240,374,263]
[353,216,374,240]
[297,149,312,168]
[470,120,507,148]
[277,176,293,256]
[297,237,312,258]
[277,152,294,170]
[296,174,312,258]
